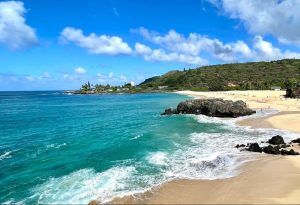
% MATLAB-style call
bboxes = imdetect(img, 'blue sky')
[0,0,300,90]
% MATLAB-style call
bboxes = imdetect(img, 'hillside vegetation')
[139,59,300,91]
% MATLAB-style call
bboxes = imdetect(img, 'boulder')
[280,149,299,155]
[162,98,255,118]
[162,108,174,115]
[280,144,291,148]
[235,144,246,148]
[262,145,280,155]
[268,135,285,145]
[247,143,262,153]
[291,138,300,143]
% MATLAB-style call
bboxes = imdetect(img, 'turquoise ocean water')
[0,91,296,204]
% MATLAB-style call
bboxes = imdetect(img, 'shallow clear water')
[0,91,297,204]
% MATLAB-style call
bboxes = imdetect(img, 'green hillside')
[139,59,300,91]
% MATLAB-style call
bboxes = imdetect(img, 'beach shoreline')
[107,90,300,204]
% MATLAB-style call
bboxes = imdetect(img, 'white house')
[271,86,281,91]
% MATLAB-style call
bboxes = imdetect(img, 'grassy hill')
[139,59,300,91]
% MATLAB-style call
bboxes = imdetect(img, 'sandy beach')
[176,90,300,133]
[110,90,300,204]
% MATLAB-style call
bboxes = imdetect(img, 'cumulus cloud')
[210,0,300,45]
[135,43,207,65]
[133,27,253,64]
[253,36,300,61]
[60,27,132,55]
[133,27,255,63]
[0,1,38,50]
[134,27,300,64]
[74,67,87,74]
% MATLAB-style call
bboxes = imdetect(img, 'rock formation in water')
[162,98,256,118]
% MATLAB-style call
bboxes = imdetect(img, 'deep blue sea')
[0,91,296,204]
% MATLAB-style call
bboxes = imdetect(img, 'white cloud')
[96,72,103,77]
[120,75,127,80]
[112,7,119,17]
[25,76,34,81]
[108,72,114,78]
[135,43,207,65]
[210,0,300,45]
[133,27,254,63]
[74,67,87,74]
[135,42,152,55]
[60,27,132,55]
[253,36,300,61]
[134,27,300,64]
[0,1,38,50]
[40,72,51,79]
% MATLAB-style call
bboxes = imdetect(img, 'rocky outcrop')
[268,135,285,145]
[247,143,262,153]
[286,87,300,98]
[291,138,300,143]
[235,144,246,148]
[280,144,291,148]
[281,149,298,155]
[236,135,300,156]
[262,145,281,155]
[162,98,256,118]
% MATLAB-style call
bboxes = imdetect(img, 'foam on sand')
[29,166,138,204]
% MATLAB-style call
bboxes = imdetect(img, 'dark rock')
[268,135,285,145]
[274,145,281,150]
[280,149,300,155]
[280,144,291,148]
[162,108,173,115]
[247,143,262,153]
[262,145,280,155]
[291,138,300,143]
[286,87,300,99]
[235,144,246,148]
[161,108,179,115]
[162,98,255,118]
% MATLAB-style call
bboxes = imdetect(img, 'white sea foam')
[29,166,140,204]
[194,108,278,127]
[129,134,143,141]
[0,151,12,160]
[46,143,67,150]
[26,108,300,203]
[146,152,168,166]
[2,199,24,205]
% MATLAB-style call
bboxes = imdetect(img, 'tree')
[284,78,298,89]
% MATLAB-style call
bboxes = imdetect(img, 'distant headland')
[66,59,300,97]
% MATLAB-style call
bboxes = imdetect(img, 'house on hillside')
[227,82,238,87]
[158,86,168,90]
[271,86,281,91]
